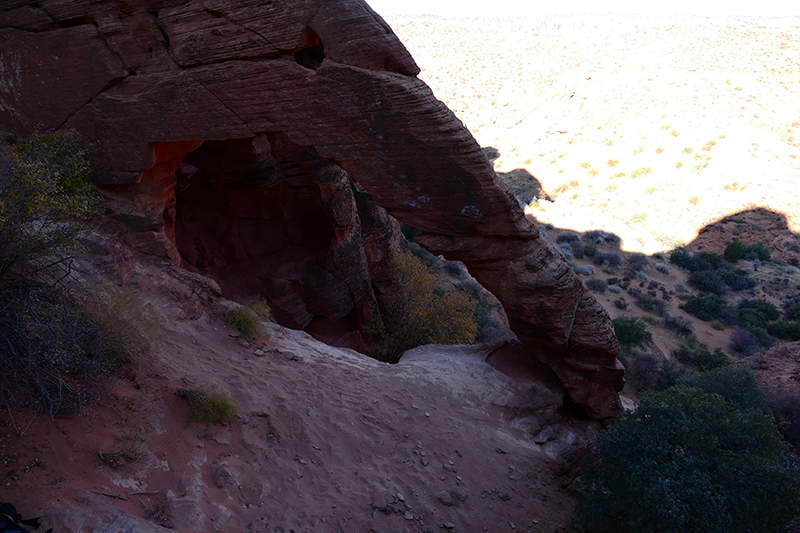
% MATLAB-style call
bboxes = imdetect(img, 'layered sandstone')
[0,0,623,417]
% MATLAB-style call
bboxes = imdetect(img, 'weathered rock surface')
[0,0,622,416]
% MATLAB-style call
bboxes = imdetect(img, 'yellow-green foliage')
[179,386,239,424]
[248,297,272,319]
[374,250,477,363]
[225,307,262,339]
[0,132,116,415]
[1,131,102,284]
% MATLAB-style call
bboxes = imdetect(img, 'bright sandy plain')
[387,15,800,253]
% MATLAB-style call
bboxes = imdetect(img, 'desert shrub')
[685,366,768,412]
[766,321,800,341]
[558,242,574,260]
[225,307,262,339]
[627,253,649,271]
[743,241,771,261]
[724,240,746,262]
[99,427,148,468]
[613,298,628,310]
[0,131,103,285]
[573,386,798,533]
[687,270,726,295]
[669,248,694,270]
[373,251,477,362]
[538,225,549,239]
[581,245,597,259]
[178,386,239,424]
[661,313,694,336]
[716,265,757,291]
[763,386,800,453]
[612,317,651,346]
[634,293,666,316]
[697,251,725,268]
[654,262,670,275]
[585,278,607,293]
[472,298,503,343]
[674,345,729,372]
[557,232,581,244]
[738,299,780,323]
[683,293,728,321]
[784,302,800,321]
[658,359,686,390]
[670,249,728,274]
[0,132,123,415]
[573,264,595,276]
[711,319,725,330]
[593,251,621,268]
[625,352,661,391]
[443,261,465,278]
[607,284,622,294]
[248,297,272,319]
[582,230,621,248]
[729,328,761,356]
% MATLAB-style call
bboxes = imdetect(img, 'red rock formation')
[0,0,622,417]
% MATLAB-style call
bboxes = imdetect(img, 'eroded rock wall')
[0,0,622,417]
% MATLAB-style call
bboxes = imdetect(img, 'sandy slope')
[391,17,800,253]
[2,312,590,532]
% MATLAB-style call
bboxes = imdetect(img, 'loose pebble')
[437,490,454,506]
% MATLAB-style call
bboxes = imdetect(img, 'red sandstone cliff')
[0,0,622,417]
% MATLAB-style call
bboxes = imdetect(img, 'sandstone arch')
[0,0,623,417]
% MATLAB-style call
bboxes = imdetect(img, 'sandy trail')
[4,314,584,533]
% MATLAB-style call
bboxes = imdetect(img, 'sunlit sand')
[391,16,800,252]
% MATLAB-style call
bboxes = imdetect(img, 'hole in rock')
[172,135,359,335]
[293,28,325,70]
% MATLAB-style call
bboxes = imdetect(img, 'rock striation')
[0,0,622,417]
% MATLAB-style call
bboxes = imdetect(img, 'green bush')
[738,299,780,321]
[612,317,652,346]
[673,345,729,372]
[724,240,746,262]
[225,307,263,339]
[766,321,800,341]
[574,386,798,533]
[786,303,800,321]
[247,297,272,319]
[683,293,728,321]
[716,264,757,291]
[178,386,239,424]
[685,366,769,412]
[743,241,770,261]
[369,250,477,363]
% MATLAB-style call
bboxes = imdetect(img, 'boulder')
[0,0,622,416]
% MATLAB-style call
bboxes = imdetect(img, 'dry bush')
[178,386,239,425]
[99,427,148,468]
[369,250,477,363]
[0,132,136,416]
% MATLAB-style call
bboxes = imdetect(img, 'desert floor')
[391,16,800,253]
